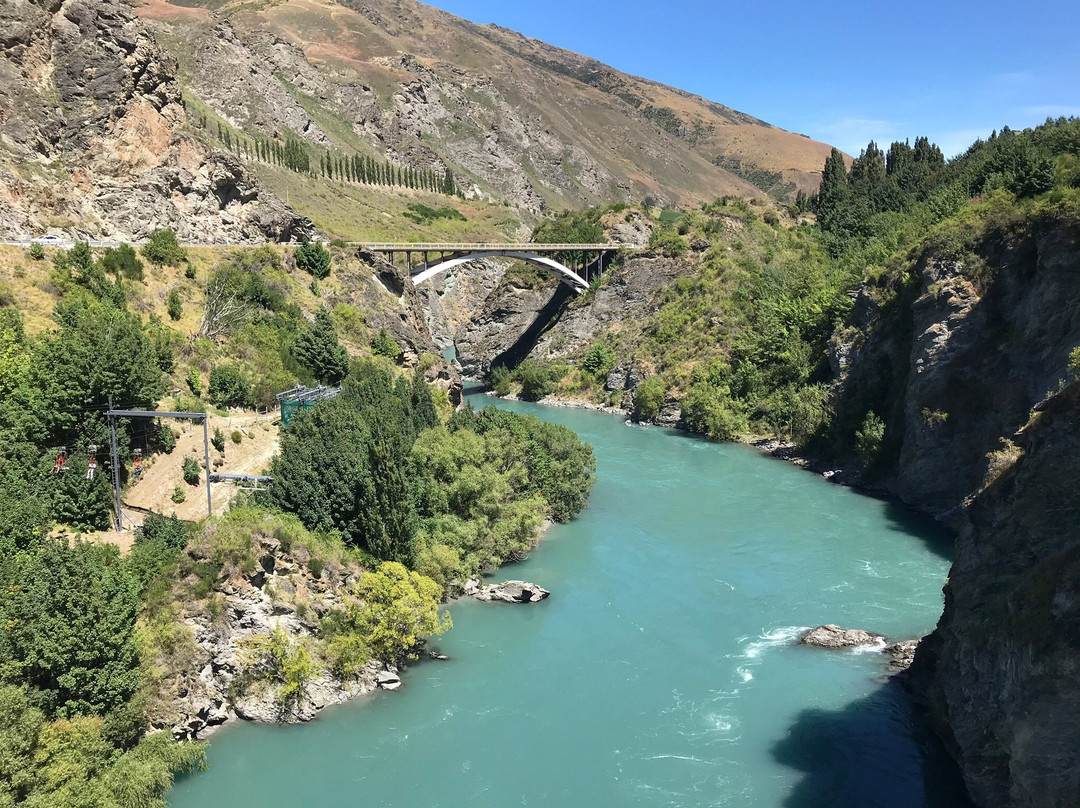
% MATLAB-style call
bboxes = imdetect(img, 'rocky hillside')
[909,380,1080,808]
[0,0,313,242]
[827,213,1080,523]
[132,0,834,218]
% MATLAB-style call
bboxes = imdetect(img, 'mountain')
[137,0,833,212]
[0,0,838,241]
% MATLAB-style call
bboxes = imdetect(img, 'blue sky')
[431,0,1080,159]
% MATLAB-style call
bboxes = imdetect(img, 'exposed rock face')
[909,381,1080,808]
[465,579,550,603]
[827,215,1080,807]
[829,222,1080,522]
[455,276,561,379]
[883,639,920,673]
[800,624,885,649]
[0,0,312,241]
[149,531,394,740]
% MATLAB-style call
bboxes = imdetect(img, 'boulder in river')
[883,639,920,672]
[467,579,550,603]
[800,624,884,648]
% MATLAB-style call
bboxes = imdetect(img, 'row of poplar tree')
[206,119,458,195]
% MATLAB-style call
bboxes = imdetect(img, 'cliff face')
[829,214,1080,806]
[0,0,312,241]
[909,381,1080,807]
[830,219,1080,521]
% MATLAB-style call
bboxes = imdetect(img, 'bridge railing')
[354,243,621,252]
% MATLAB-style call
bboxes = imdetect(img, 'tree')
[370,327,401,361]
[140,229,187,267]
[264,397,373,536]
[32,297,166,449]
[166,288,182,321]
[0,685,206,808]
[0,540,140,718]
[815,147,850,230]
[295,240,331,280]
[208,365,252,408]
[352,562,450,662]
[292,310,349,385]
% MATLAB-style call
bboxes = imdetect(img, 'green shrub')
[231,430,243,444]
[237,627,316,713]
[514,359,554,401]
[141,228,187,266]
[1070,346,1080,380]
[187,367,202,397]
[489,364,513,396]
[182,456,201,486]
[582,341,615,377]
[166,288,182,321]
[682,383,748,440]
[209,364,252,408]
[855,411,886,464]
[370,327,401,360]
[102,244,144,280]
[295,239,331,280]
[211,427,225,453]
[171,486,186,503]
[156,424,178,454]
[184,262,197,279]
[633,376,667,420]
[28,242,45,260]
[648,230,689,258]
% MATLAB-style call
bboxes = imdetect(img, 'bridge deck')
[355,242,620,252]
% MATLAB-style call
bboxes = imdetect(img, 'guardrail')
[355,243,621,251]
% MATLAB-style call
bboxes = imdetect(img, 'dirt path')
[124,411,280,519]
[85,411,280,552]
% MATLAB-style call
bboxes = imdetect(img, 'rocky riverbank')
[148,528,401,741]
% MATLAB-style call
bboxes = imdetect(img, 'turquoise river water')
[170,393,973,807]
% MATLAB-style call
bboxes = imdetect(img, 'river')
[169,394,972,807]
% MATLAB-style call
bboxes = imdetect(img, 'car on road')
[31,234,65,246]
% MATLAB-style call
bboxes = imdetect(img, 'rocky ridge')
[827,221,1080,522]
[0,0,312,241]
[150,529,398,741]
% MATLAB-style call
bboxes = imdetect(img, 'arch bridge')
[356,243,622,293]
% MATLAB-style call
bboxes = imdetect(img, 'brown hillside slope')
[136,0,835,213]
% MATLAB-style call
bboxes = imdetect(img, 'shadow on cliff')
[772,679,972,808]
[490,283,574,371]
[880,499,956,563]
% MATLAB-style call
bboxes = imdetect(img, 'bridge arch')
[410,251,590,293]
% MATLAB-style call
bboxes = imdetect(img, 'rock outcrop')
[148,530,395,740]
[465,579,550,603]
[909,380,1080,808]
[828,221,1080,523]
[0,0,312,241]
[799,624,885,649]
